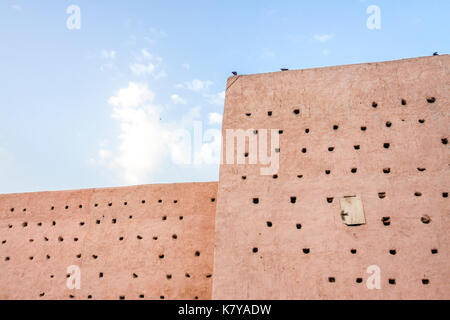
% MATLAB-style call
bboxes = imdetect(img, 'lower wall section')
[0,182,217,300]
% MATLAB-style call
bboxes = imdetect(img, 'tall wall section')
[0,182,217,300]
[212,55,450,299]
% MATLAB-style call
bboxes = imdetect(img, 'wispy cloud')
[176,79,213,91]
[208,112,223,125]
[170,94,187,105]
[11,4,22,11]
[100,49,117,72]
[129,49,166,78]
[313,34,334,43]
[130,63,155,76]
[108,82,155,108]
[144,27,168,44]
[100,64,114,72]
[149,27,168,38]
[140,49,153,60]
[175,79,224,107]
[101,50,116,59]
[204,91,225,106]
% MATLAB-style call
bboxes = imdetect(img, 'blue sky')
[0,0,448,194]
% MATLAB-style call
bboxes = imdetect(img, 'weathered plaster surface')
[213,55,449,299]
[0,182,217,300]
[1,56,448,300]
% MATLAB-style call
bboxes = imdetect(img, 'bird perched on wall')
[232,71,237,76]
[281,68,288,71]
[433,52,439,56]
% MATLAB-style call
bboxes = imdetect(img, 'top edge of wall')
[226,54,449,83]
[0,181,219,197]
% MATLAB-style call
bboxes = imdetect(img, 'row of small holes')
[327,277,431,285]
[91,272,211,280]
[112,273,209,279]
[382,215,434,225]
[275,169,445,175]
[242,115,447,149]
[36,271,212,298]
[6,246,437,261]
[254,172,444,181]
[245,139,446,157]
[27,250,203,263]
[265,214,437,228]
[1,249,219,262]
[39,294,202,300]
[249,247,438,256]
[249,120,428,135]
[119,295,199,300]
[5,213,190,229]
[7,197,216,213]
[300,142,390,153]
[246,97,437,118]
[300,248,437,255]
[252,193,446,204]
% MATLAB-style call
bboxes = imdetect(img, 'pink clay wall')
[212,55,450,299]
[0,182,217,300]
[1,56,448,300]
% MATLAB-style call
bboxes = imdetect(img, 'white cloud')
[108,82,155,108]
[154,70,167,79]
[142,28,167,46]
[129,49,165,78]
[141,49,153,60]
[98,148,112,159]
[204,91,225,106]
[208,112,223,125]
[170,94,187,105]
[101,50,116,60]
[100,82,166,184]
[149,27,168,38]
[313,34,334,43]
[100,49,117,72]
[177,79,213,91]
[100,63,114,72]
[182,63,190,70]
[97,82,221,184]
[130,63,155,76]
[11,4,22,11]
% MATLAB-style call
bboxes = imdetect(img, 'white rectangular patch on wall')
[340,196,366,226]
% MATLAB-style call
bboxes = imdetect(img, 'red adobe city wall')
[0,55,448,300]
[212,55,449,299]
[0,182,217,300]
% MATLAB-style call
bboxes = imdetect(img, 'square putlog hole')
[340,196,366,226]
